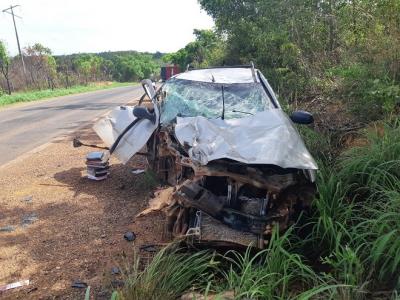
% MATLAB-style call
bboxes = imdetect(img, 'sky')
[0,0,214,56]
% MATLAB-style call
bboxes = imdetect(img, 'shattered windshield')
[160,78,274,124]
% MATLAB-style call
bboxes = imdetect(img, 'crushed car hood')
[93,106,317,170]
[175,110,318,170]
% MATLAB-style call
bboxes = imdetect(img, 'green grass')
[0,82,136,107]
[306,120,400,298]
[118,245,217,300]
[212,228,341,299]
[113,230,343,300]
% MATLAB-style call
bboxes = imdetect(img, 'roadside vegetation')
[165,0,400,124]
[105,1,400,299]
[0,82,134,107]
[0,41,161,99]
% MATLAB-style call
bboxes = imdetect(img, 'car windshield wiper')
[232,109,254,115]
[221,85,225,120]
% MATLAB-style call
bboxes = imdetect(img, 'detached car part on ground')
[93,66,318,248]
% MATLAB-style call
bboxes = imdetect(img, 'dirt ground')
[0,126,165,299]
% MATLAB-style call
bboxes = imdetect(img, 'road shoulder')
[0,125,159,299]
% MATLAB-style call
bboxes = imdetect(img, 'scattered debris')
[139,244,157,252]
[21,195,33,203]
[27,286,38,293]
[97,290,109,298]
[136,187,175,217]
[0,225,16,232]
[131,168,145,175]
[181,290,235,300]
[0,279,30,292]
[111,267,120,275]
[21,213,38,227]
[73,137,109,150]
[123,231,136,242]
[71,281,88,289]
[111,280,124,288]
[86,151,110,181]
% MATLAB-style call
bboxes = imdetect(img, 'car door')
[93,80,159,164]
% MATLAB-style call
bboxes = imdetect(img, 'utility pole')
[2,5,27,76]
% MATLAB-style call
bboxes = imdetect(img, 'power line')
[2,4,27,76]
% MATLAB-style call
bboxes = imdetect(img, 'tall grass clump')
[338,121,400,288]
[117,229,343,300]
[305,120,400,297]
[212,228,342,299]
[118,245,216,300]
[338,121,400,197]
[353,187,400,285]
[304,164,368,298]
[310,164,353,253]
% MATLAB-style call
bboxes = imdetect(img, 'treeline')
[0,42,162,95]
[165,0,400,122]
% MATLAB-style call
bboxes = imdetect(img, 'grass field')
[0,82,135,107]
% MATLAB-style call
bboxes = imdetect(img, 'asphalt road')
[0,85,144,167]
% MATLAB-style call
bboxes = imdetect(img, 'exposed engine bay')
[144,126,316,248]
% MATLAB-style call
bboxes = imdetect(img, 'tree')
[198,0,400,120]
[163,29,224,69]
[0,41,12,95]
[44,55,57,90]
[73,54,107,84]
[57,56,72,88]
[74,56,92,85]
[24,43,57,89]
[101,59,114,80]
[112,54,158,82]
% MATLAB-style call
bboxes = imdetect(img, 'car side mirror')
[290,110,314,124]
[133,106,156,124]
[141,79,157,101]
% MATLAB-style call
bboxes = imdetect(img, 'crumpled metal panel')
[93,105,159,164]
[174,109,318,170]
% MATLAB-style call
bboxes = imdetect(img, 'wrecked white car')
[92,65,318,248]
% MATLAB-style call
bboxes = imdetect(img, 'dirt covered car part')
[92,66,318,248]
[150,134,316,248]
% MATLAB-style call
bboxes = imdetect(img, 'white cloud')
[0,0,214,55]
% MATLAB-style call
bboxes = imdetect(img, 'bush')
[338,121,400,196]
[307,120,400,297]
[297,126,333,162]
[331,64,400,122]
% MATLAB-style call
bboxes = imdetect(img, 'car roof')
[174,67,260,84]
